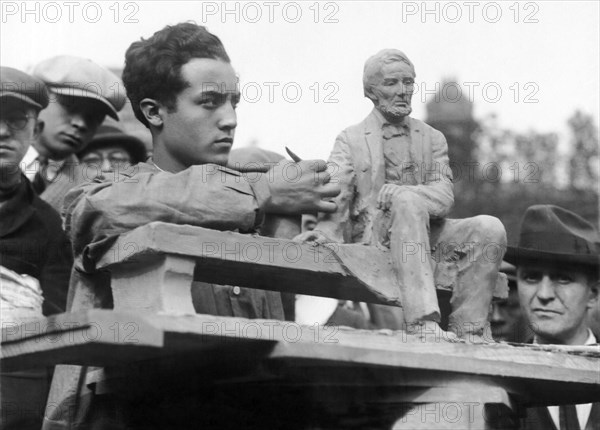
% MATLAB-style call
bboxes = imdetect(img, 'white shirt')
[21,145,66,183]
[21,145,40,181]
[542,330,596,429]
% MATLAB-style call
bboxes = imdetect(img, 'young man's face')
[38,94,106,160]
[160,58,239,171]
[517,263,597,345]
[0,98,40,167]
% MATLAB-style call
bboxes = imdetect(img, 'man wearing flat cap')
[0,66,73,430]
[505,205,599,430]
[21,55,126,213]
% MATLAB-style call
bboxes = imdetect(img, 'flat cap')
[1,66,49,110]
[33,55,126,120]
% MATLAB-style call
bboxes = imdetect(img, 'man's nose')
[490,303,505,323]
[536,276,555,301]
[0,119,12,137]
[70,112,89,132]
[101,158,113,173]
[218,103,237,130]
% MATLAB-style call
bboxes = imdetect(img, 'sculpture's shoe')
[406,320,459,343]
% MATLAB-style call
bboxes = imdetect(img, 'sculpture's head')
[363,49,416,123]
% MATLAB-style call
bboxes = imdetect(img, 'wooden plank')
[2,310,598,406]
[0,310,274,371]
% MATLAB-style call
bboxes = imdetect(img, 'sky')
[1,0,598,159]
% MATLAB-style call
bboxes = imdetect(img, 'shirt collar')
[150,158,168,173]
[584,329,596,345]
[533,329,596,346]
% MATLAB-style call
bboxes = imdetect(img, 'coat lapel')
[408,117,424,185]
[585,402,600,430]
[364,110,385,196]
[0,178,36,237]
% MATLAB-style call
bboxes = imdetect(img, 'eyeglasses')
[0,114,36,130]
[80,154,132,168]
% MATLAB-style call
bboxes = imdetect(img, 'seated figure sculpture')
[299,49,507,341]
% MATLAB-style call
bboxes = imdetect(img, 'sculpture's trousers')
[375,191,507,336]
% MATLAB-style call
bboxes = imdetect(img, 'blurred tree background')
[426,79,599,245]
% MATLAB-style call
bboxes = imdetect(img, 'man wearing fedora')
[505,205,599,430]
[21,55,126,213]
[76,121,147,182]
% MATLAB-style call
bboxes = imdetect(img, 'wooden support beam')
[109,254,196,313]
[96,221,403,308]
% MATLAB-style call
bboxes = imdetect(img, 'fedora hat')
[78,123,147,164]
[505,205,599,267]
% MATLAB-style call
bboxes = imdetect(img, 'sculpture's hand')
[377,183,405,211]
[293,230,335,245]
[263,160,341,215]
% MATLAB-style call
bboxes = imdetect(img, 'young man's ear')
[33,118,44,140]
[140,99,163,128]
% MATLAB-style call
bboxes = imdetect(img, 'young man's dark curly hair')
[122,22,231,128]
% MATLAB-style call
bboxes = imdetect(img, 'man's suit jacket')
[40,154,87,215]
[317,109,454,245]
[522,403,600,430]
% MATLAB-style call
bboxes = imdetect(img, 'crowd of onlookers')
[1,21,598,430]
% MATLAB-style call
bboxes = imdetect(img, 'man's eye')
[403,79,415,86]
[522,273,541,283]
[231,94,240,109]
[82,157,101,164]
[555,275,573,284]
[199,94,226,108]
[6,114,26,120]
[199,98,217,107]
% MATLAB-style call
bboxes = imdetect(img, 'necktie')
[559,404,580,430]
[382,123,409,139]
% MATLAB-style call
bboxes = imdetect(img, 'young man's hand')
[263,160,340,214]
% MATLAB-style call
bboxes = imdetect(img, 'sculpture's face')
[370,61,415,122]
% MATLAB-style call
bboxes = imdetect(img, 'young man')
[22,55,126,212]
[43,23,339,429]
[505,205,599,430]
[0,66,73,430]
[299,49,507,341]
